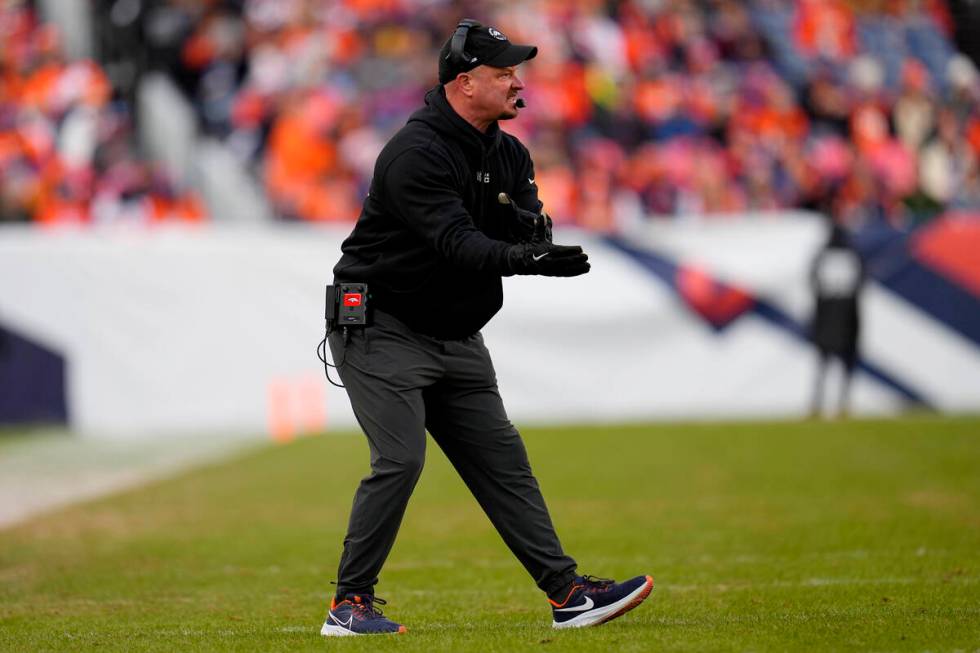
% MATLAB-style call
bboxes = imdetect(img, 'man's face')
[465,65,525,122]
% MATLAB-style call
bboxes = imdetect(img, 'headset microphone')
[516,98,526,109]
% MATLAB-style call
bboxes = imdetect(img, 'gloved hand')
[508,241,590,277]
[498,193,552,244]
[529,210,553,243]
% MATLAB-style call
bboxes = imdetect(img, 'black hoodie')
[333,85,542,340]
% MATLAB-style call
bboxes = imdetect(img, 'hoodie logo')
[476,171,490,183]
[488,27,507,40]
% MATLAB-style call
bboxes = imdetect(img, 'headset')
[445,19,481,68]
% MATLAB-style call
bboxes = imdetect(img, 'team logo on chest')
[476,171,490,183]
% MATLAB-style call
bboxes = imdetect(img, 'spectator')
[0,0,208,226]
[6,0,977,230]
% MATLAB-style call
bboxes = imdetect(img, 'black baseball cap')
[438,21,538,84]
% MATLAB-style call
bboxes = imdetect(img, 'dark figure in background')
[809,222,865,417]
[319,20,653,637]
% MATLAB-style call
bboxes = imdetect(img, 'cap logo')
[488,27,507,40]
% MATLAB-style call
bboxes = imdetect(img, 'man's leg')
[811,349,828,417]
[328,319,436,596]
[423,335,577,599]
[839,349,858,418]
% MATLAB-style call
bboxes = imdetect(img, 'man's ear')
[456,72,474,96]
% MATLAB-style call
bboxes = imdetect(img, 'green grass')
[2,416,979,652]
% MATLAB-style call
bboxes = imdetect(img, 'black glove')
[530,210,553,243]
[508,242,590,277]
[498,192,552,244]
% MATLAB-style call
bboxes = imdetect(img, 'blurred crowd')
[0,1,206,226]
[158,0,980,230]
[4,0,980,231]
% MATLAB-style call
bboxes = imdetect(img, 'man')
[809,220,864,417]
[320,20,653,637]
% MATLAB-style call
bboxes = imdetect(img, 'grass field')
[2,416,979,652]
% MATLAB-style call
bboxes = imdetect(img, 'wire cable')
[317,328,347,388]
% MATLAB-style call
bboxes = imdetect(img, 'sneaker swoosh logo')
[532,252,549,261]
[554,596,594,612]
[330,612,354,629]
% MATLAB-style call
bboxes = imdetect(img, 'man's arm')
[384,146,588,278]
[509,144,543,216]
[503,145,550,244]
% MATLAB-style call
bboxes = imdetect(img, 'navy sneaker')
[550,575,654,629]
[320,593,407,636]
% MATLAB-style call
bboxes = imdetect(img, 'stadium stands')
[0,0,207,226]
[150,0,980,229]
[2,1,979,230]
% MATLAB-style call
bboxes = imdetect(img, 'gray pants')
[328,309,577,598]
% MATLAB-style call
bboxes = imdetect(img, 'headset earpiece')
[447,19,482,67]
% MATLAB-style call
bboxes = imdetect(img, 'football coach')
[320,19,653,637]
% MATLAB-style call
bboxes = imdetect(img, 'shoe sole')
[552,575,654,629]
[320,623,358,637]
[320,621,408,637]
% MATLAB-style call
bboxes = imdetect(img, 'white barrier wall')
[1,218,977,439]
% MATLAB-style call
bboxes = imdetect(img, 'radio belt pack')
[325,283,371,334]
[319,283,371,389]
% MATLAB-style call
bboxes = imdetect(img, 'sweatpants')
[328,309,578,599]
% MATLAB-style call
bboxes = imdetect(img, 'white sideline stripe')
[0,432,262,529]
[389,576,977,599]
[666,576,979,592]
[389,548,955,574]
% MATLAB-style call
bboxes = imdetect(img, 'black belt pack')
[325,283,372,333]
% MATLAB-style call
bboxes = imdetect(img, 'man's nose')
[512,75,525,90]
